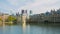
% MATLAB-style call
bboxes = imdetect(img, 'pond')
[0,24,60,34]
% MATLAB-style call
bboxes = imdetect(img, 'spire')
[21,10,24,15]
[30,10,32,14]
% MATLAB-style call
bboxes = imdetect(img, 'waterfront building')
[29,9,60,24]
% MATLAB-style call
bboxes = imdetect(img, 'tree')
[7,15,16,22]
[0,17,2,21]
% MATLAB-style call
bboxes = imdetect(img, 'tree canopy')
[7,16,16,22]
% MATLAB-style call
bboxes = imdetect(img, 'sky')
[0,0,60,14]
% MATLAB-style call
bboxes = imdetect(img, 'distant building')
[45,11,50,16]
[29,9,60,23]
[0,13,9,20]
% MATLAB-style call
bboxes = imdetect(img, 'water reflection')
[10,25,14,34]
[22,15,31,34]
[27,24,30,34]
[3,24,5,34]
[22,22,26,34]
[22,23,30,34]
[3,25,11,34]
[22,15,27,34]
[0,23,60,34]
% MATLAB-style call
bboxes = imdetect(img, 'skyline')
[0,0,60,14]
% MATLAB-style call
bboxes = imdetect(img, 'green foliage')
[0,18,2,21]
[7,16,16,22]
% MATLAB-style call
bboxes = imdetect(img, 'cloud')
[7,0,19,6]
[18,0,60,14]
[0,0,60,14]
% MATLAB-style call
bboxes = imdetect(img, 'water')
[0,24,60,34]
